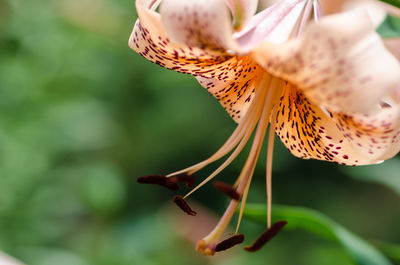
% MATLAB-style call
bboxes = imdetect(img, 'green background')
[0,0,399,264]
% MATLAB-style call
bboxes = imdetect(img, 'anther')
[215,234,245,252]
[171,173,195,188]
[244,220,287,252]
[173,195,197,216]
[137,175,179,190]
[213,181,241,200]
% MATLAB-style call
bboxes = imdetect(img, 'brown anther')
[213,181,241,200]
[137,175,179,190]
[244,220,287,252]
[173,195,197,216]
[215,234,245,252]
[171,173,195,188]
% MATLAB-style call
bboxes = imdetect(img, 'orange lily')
[130,0,400,255]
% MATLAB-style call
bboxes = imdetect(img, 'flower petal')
[385,38,400,61]
[321,0,400,27]
[225,0,258,29]
[253,10,400,115]
[196,58,263,122]
[130,0,266,120]
[274,85,400,165]
[130,0,247,80]
[160,0,239,51]
[234,0,308,50]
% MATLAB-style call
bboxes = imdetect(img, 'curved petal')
[385,38,400,61]
[225,0,258,30]
[394,83,400,102]
[320,0,345,14]
[130,0,246,80]
[234,0,308,51]
[196,58,264,122]
[253,10,400,115]
[160,0,240,51]
[274,85,400,165]
[321,0,400,27]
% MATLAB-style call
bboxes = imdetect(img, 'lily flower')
[130,0,400,255]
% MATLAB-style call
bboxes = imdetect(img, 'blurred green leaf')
[378,15,400,38]
[341,158,400,197]
[242,204,392,265]
[378,0,400,8]
[372,240,400,263]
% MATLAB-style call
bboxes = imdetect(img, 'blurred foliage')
[378,0,400,9]
[242,204,392,265]
[0,0,400,265]
[378,15,400,38]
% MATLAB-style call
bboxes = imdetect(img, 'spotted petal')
[196,58,263,122]
[253,10,400,115]
[130,0,250,80]
[274,85,400,165]
[160,0,239,51]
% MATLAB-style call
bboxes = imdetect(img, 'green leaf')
[378,0,400,9]
[372,240,400,263]
[340,158,400,197]
[377,15,400,38]
[242,204,393,265]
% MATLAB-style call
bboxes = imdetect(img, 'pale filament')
[183,112,260,199]
[235,78,283,233]
[198,74,281,253]
[266,114,276,228]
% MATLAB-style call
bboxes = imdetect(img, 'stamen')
[244,220,287,252]
[173,195,197,216]
[235,78,284,234]
[137,175,179,190]
[172,173,195,188]
[182,110,260,200]
[215,234,245,252]
[266,123,276,228]
[196,75,275,255]
[213,181,241,200]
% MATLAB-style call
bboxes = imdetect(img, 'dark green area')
[378,15,400,38]
[378,0,400,9]
[242,204,394,265]
[0,0,399,264]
